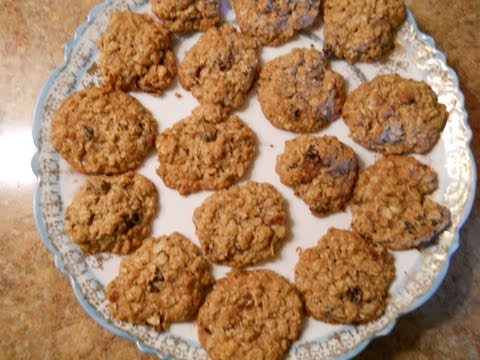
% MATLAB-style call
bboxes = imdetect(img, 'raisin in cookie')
[343,74,449,154]
[178,24,260,111]
[323,0,406,63]
[106,232,213,330]
[276,135,358,216]
[193,182,287,267]
[151,0,221,32]
[295,228,395,324]
[65,172,157,254]
[198,269,303,360]
[98,12,176,95]
[50,87,157,175]
[232,0,321,46]
[156,105,256,195]
[258,48,345,133]
[351,155,451,250]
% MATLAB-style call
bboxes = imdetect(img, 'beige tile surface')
[0,0,478,358]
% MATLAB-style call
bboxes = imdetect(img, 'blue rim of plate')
[31,2,476,359]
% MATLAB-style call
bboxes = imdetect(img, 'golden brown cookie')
[156,105,256,195]
[323,0,406,63]
[97,12,176,95]
[342,74,449,154]
[295,228,395,324]
[232,0,321,46]
[178,24,260,111]
[65,172,158,255]
[106,232,213,330]
[276,135,358,216]
[151,0,221,32]
[197,269,304,360]
[258,48,346,133]
[351,155,451,250]
[193,181,288,267]
[50,87,157,175]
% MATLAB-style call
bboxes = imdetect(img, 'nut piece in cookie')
[198,269,303,360]
[295,228,395,324]
[323,0,406,63]
[178,24,260,111]
[98,12,176,95]
[65,172,158,254]
[342,74,449,154]
[151,0,221,32]
[50,87,157,175]
[259,48,346,133]
[156,105,256,195]
[276,135,358,216]
[232,0,321,46]
[106,232,213,330]
[193,181,288,267]
[351,155,451,250]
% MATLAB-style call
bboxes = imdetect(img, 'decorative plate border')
[31,1,476,359]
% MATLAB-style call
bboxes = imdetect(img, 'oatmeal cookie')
[106,232,213,330]
[98,12,176,95]
[323,0,406,63]
[65,172,157,255]
[197,269,303,360]
[295,228,395,324]
[151,0,221,32]
[178,24,260,111]
[276,135,358,216]
[351,155,451,250]
[156,105,256,195]
[232,0,321,46]
[193,182,287,267]
[50,87,157,175]
[258,48,346,133]
[342,74,449,154]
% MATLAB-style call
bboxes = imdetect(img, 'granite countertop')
[1,0,478,358]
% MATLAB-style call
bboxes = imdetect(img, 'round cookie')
[342,74,449,154]
[50,87,157,175]
[97,12,176,95]
[151,0,221,32]
[178,24,260,111]
[295,228,395,324]
[276,135,358,216]
[156,105,256,195]
[193,181,288,267]
[232,0,321,46]
[197,269,304,360]
[323,0,406,63]
[65,172,158,255]
[258,48,346,133]
[351,155,451,250]
[106,232,213,330]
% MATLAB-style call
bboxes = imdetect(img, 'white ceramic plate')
[32,1,476,358]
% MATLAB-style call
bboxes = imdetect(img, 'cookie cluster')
[49,1,452,359]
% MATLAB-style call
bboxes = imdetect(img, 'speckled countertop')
[0,1,478,359]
